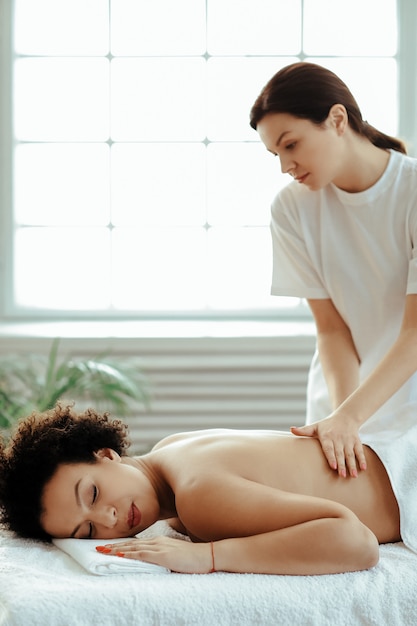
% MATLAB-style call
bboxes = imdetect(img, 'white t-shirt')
[270,149,417,433]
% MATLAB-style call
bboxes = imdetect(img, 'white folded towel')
[53,536,170,575]
[362,401,417,555]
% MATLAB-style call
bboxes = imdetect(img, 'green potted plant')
[0,338,150,432]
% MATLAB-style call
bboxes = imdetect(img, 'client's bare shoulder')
[151,428,315,489]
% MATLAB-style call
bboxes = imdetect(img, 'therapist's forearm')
[333,328,417,426]
[317,329,360,410]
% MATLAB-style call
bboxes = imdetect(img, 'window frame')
[0,0,415,324]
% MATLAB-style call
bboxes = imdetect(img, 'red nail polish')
[116,551,125,558]
[96,546,111,553]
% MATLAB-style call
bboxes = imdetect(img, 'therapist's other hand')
[290,415,367,478]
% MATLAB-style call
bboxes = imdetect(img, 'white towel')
[361,401,417,554]
[53,536,170,575]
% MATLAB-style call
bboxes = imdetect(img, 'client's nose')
[95,505,117,528]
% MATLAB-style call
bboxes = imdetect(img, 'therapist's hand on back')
[290,413,367,478]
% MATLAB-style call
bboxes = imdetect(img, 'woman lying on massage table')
[0,403,403,576]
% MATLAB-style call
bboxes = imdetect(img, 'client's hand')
[96,536,215,574]
[290,414,367,478]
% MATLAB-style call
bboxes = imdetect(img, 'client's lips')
[128,503,142,529]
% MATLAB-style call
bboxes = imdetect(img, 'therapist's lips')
[128,503,142,529]
[295,173,308,184]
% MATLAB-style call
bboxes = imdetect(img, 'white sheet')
[1,521,416,626]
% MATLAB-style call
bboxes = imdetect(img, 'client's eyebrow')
[70,479,82,538]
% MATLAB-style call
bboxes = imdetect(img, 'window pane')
[7,1,401,317]
[15,144,110,226]
[207,227,276,309]
[207,57,298,141]
[310,58,398,136]
[304,0,397,56]
[207,0,301,55]
[111,144,206,226]
[14,228,111,309]
[207,143,287,226]
[14,58,109,141]
[111,58,206,141]
[14,0,109,55]
[112,228,207,309]
[111,0,206,55]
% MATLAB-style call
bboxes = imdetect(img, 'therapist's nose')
[280,154,295,175]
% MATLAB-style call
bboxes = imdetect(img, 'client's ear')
[94,448,121,462]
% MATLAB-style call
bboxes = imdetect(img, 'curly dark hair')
[0,403,131,541]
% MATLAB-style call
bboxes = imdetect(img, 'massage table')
[0,520,416,626]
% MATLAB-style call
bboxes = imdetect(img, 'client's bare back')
[152,429,400,544]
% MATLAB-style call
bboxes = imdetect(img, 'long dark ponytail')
[250,62,406,154]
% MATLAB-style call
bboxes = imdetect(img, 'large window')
[0,0,412,320]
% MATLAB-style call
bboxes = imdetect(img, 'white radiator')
[0,331,316,454]
[120,335,316,453]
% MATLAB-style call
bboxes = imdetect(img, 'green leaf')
[0,339,151,433]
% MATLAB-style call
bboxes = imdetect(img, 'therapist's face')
[256,109,347,191]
